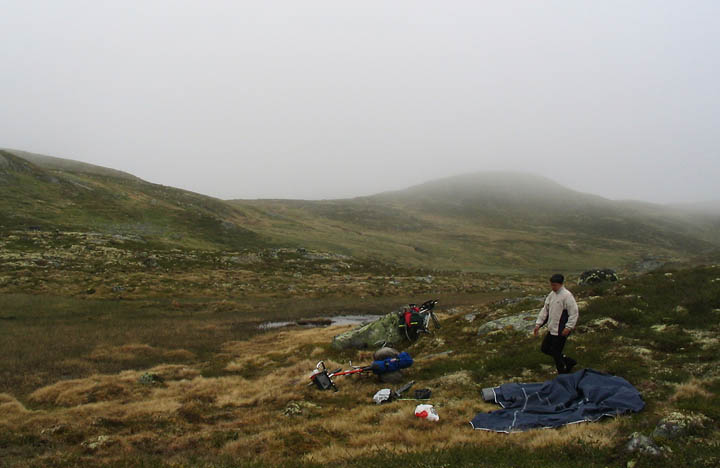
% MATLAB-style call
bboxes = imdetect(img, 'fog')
[1,1,718,203]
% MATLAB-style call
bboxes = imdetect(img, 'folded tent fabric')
[470,368,645,433]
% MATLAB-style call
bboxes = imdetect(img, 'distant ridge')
[1,148,141,181]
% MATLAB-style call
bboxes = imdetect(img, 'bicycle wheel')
[430,312,441,329]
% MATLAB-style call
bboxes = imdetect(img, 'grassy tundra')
[1,265,718,467]
[1,150,718,466]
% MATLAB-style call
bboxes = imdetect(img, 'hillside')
[230,172,720,273]
[1,148,141,181]
[0,149,263,251]
[1,148,719,273]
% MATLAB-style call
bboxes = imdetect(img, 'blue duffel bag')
[371,351,413,375]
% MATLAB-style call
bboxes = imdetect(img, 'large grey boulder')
[478,311,538,336]
[331,312,402,350]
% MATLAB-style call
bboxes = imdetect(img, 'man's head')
[550,274,564,292]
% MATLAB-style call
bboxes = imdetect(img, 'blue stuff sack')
[371,351,413,375]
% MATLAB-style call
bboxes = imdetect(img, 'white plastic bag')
[414,404,439,421]
[373,388,391,404]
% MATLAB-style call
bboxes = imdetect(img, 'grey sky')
[1,1,718,203]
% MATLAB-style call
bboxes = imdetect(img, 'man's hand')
[561,327,572,337]
[533,326,540,337]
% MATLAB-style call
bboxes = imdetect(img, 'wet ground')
[259,314,383,330]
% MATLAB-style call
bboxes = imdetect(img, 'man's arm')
[563,294,579,335]
[533,300,549,336]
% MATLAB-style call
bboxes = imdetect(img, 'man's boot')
[563,356,577,374]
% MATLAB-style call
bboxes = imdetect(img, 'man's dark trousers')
[541,332,573,373]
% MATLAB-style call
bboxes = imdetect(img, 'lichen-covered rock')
[137,372,164,386]
[579,269,618,285]
[625,432,662,456]
[283,401,319,417]
[331,312,402,349]
[478,311,537,336]
[579,317,620,333]
[82,435,113,452]
[652,411,710,440]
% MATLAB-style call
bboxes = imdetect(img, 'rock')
[331,312,402,349]
[652,412,710,440]
[625,432,662,456]
[373,347,399,360]
[579,269,618,285]
[226,253,262,265]
[478,311,537,336]
[41,424,67,435]
[82,435,113,451]
[283,401,319,417]
[464,313,476,322]
[579,317,620,333]
[138,372,164,386]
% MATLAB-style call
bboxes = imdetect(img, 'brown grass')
[0,313,689,466]
[669,378,713,402]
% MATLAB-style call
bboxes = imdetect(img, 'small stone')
[82,435,113,451]
[138,372,164,385]
[464,313,476,322]
[41,424,67,435]
[625,432,661,456]
[283,401,319,417]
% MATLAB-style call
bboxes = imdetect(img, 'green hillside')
[0,149,263,251]
[230,172,720,273]
[2,149,718,273]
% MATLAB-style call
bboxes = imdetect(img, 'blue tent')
[470,368,645,433]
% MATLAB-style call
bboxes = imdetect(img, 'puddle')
[259,314,382,330]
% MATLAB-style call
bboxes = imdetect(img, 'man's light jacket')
[535,286,579,335]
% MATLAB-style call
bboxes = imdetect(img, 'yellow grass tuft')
[669,378,713,401]
[0,392,29,418]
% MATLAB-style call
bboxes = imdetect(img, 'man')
[533,274,579,374]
